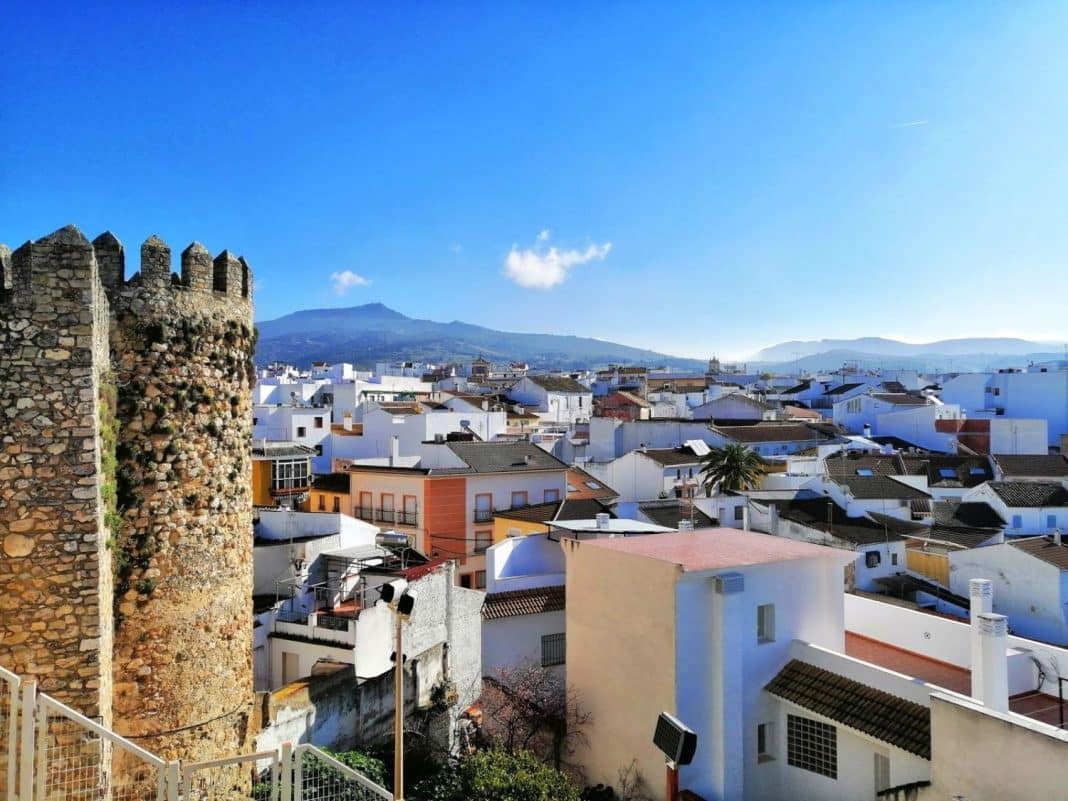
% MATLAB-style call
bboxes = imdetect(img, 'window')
[846,398,861,413]
[757,722,775,763]
[1012,514,1023,529]
[734,506,745,521]
[865,551,881,568]
[475,570,487,589]
[787,714,837,779]
[474,493,493,523]
[314,444,323,456]
[296,426,306,438]
[380,494,395,523]
[1048,514,1058,529]
[544,488,560,503]
[891,553,898,566]
[317,494,325,511]
[332,496,340,513]
[401,495,418,526]
[459,574,472,589]
[856,468,874,477]
[969,467,987,476]
[475,531,493,553]
[541,633,566,666]
[511,491,528,509]
[938,467,957,479]
[584,480,602,490]
[757,603,775,643]
[270,458,309,493]
[314,416,324,429]
[993,387,1001,396]
[252,417,259,425]
[358,492,373,520]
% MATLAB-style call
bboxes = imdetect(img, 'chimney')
[343,412,353,432]
[977,613,1009,713]
[1055,529,1063,547]
[863,423,872,439]
[741,504,749,531]
[969,579,994,700]
[596,513,610,531]
[390,435,400,467]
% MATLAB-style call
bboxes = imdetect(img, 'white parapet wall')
[844,593,1068,696]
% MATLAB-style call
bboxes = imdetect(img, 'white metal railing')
[0,667,392,801]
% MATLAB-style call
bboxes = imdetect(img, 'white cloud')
[893,119,928,128]
[503,232,612,289]
[330,270,370,295]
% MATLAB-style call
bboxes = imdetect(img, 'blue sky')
[3,2,1067,360]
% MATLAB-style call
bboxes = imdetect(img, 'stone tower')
[0,225,256,763]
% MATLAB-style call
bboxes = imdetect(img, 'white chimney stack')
[969,578,993,699]
[1055,529,1063,547]
[389,435,400,467]
[977,613,1009,713]
[343,412,353,432]
[596,513,610,531]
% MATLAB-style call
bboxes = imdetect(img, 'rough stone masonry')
[0,225,256,764]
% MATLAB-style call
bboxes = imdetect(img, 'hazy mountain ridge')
[255,303,707,370]
[753,336,1060,362]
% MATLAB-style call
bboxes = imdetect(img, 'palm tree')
[700,443,763,495]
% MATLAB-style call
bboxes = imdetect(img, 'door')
[282,652,300,685]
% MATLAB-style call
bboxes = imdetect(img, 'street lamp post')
[380,580,417,801]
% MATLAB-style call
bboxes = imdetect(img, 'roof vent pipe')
[596,513,610,531]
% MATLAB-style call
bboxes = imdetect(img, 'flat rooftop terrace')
[845,632,1066,728]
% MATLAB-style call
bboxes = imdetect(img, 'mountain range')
[255,303,1065,373]
[254,303,707,370]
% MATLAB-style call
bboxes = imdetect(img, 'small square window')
[938,468,957,479]
[734,506,745,521]
[459,574,472,589]
[541,633,566,666]
[1012,515,1023,529]
[757,604,775,643]
[891,553,898,566]
[296,426,306,438]
[314,416,324,429]
[865,551,881,568]
[1047,515,1057,529]
[475,531,493,553]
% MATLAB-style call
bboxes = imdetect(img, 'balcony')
[374,508,396,524]
[473,509,494,523]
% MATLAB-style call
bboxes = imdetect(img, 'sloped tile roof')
[834,476,931,500]
[987,481,1068,508]
[446,441,569,473]
[765,659,931,758]
[932,500,1005,529]
[823,382,866,396]
[825,453,905,477]
[527,374,590,393]
[1011,536,1068,570]
[481,585,565,620]
[993,454,1068,479]
[870,393,930,406]
[714,423,833,444]
[639,500,717,529]
[311,473,350,493]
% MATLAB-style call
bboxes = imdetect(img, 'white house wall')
[948,544,1067,645]
[482,610,565,678]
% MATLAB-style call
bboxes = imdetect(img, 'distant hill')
[752,337,1060,362]
[255,303,707,370]
[749,340,1066,374]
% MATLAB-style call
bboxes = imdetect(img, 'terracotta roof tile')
[765,659,931,758]
[481,585,565,620]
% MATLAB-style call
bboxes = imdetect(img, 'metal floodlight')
[380,579,408,604]
[653,711,697,766]
[396,590,416,618]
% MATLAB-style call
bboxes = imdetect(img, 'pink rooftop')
[585,528,853,572]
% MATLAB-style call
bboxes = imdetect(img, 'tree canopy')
[699,443,764,495]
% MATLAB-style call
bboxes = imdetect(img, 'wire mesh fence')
[292,746,392,801]
[37,697,168,801]
[183,751,279,801]
[0,667,18,801]
[0,669,393,801]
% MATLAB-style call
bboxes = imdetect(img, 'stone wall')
[0,224,256,764]
[0,227,113,721]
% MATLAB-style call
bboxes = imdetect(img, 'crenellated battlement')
[0,225,254,310]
